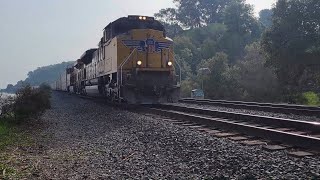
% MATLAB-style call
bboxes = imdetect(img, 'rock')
[10,92,320,179]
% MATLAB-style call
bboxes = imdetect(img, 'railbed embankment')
[2,92,320,179]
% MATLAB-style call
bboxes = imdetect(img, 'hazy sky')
[0,0,275,88]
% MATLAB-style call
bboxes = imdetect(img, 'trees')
[259,9,273,28]
[173,23,227,73]
[198,0,233,24]
[159,0,264,100]
[197,52,241,99]
[222,0,262,62]
[156,0,236,29]
[173,0,233,27]
[163,23,184,38]
[233,42,280,101]
[155,0,320,103]
[173,0,203,28]
[156,0,261,63]
[154,8,183,38]
[261,0,320,97]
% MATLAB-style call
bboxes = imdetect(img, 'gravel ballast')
[176,102,320,123]
[12,92,320,179]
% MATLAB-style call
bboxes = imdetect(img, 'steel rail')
[180,98,320,117]
[142,107,320,151]
[155,104,320,133]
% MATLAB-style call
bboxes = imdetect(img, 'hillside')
[1,61,74,93]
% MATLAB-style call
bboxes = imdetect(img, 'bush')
[298,92,320,106]
[180,79,199,98]
[11,84,51,121]
[0,119,9,136]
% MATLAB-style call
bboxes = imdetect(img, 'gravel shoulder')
[176,102,320,123]
[4,92,320,179]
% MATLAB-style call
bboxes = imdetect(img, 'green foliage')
[198,0,233,24]
[180,79,199,98]
[156,0,262,61]
[174,24,229,73]
[175,55,193,80]
[0,86,46,179]
[0,117,33,179]
[154,8,183,38]
[261,0,320,95]
[0,120,9,137]
[232,42,280,101]
[156,0,273,101]
[0,118,15,150]
[25,61,74,86]
[173,0,203,28]
[39,83,52,96]
[259,9,273,28]
[0,162,16,179]
[223,0,257,35]
[299,92,320,106]
[197,52,241,99]
[156,0,320,104]
[0,116,32,150]
[170,0,234,28]
[13,85,51,121]
[222,1,262,62]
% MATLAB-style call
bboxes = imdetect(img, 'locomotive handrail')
[118,48,137,102]
[119,48,137,86]
[169,50,182,87]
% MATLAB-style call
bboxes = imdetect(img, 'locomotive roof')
[104,15,163,30]
[103,15,165,40]
[80,48,97,65]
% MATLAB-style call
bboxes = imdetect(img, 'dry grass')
[0,84,51,179]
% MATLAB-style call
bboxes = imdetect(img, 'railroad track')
[142,104,320,152]
[66,92,320,152]
[180,98,320,117]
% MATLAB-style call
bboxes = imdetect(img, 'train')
[52,15,181,104]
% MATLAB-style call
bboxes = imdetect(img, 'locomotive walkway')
[2,92,320,179]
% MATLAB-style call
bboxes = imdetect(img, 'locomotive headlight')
[139,16,143,20]
[143,16,147,20]
[167,61,173,66]
[137,60,142,66]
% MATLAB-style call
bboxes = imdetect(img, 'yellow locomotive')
[65,15,180,104]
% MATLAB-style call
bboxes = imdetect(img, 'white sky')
[246,0,277,15]
[0,0,276,89]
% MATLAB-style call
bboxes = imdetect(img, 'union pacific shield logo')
[122,38,172,53]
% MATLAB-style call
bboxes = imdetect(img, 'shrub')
[11,84,51,121]
[299,92,320,106]
[0,119,9,136]
[180,79,199,98]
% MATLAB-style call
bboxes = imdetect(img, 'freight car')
[53,15,180,104]
[52,71,69,92]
